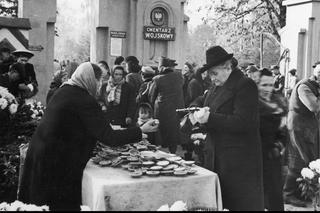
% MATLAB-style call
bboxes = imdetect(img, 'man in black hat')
[12,50,38,99]
[148,56,184,154]
[189,46,264,210]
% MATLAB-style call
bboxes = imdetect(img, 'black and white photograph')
[1,0,320,211]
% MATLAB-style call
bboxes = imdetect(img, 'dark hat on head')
[313,61,320,68]
[270,65,279,70]
[156,56,178,68]
[201,46,234,71]
[125,56,139,64]
[12,49,34,59]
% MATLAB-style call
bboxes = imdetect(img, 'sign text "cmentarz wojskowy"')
[143,26,175,41]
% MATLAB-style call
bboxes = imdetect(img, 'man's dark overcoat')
[149,69,184,148]
[18,85,142,210]
[191,69,264,211]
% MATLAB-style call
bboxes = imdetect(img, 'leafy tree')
[0,0,18,17]
[185,0,284,68]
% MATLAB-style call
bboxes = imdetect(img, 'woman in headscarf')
[18,62,158,211]
[46,70,69,104]
[103,65,136,127]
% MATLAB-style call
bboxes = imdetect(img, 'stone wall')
[18,0,57,105]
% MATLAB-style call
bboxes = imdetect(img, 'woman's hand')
[140,119,159,133]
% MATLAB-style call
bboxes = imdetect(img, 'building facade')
[281,0,320,79]
[90,0,189,68]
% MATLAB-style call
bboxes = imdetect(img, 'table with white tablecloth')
[82,160,223,211]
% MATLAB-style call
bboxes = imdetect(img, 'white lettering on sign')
[143,26,175,41]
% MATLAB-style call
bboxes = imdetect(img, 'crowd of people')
[1,44,320,211]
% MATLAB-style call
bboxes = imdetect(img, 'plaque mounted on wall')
[151,7,167,26]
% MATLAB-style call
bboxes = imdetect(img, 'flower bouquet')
[0,86,18,115]
[25,99,45,120]
[297,159,320,210]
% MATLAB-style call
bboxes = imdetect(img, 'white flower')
[37,101,42,107]
[157,204,170,211]
[301,168,315,179]
[9,104,18,114]
[33,110,39,116]
[169,201,188,211]
[0,202,8,211]
[31,114,37,119]
[80,205,91,211]
[7,200,24,211]
[310,159,320,174]
[0,98,8,110]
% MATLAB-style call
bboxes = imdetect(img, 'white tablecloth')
[82,160,223,211]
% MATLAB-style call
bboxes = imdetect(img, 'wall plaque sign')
[143,26,175,41]
[110,31,126,38]
[151,7,167,26]
[110,37,122,56]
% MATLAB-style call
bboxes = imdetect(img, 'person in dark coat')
[12,50,39,99]
[271,65,285,94]
[182,62,195,106]
[136,66,155,105]
[189,46,264,211]
[18,62,158,211]
[149,56,184,154]
[0,63,26,99]
[125,56,143,97]
[102,65,136,127]
[46,70,69,105]
[0,47,15,74]
[258,68,287,211]
[283,63,320,207]
[181,67,208,161]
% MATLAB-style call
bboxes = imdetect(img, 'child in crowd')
[137,102,155,144]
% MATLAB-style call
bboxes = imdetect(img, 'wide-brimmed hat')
[313,61,320,68]
[201,46,233,71]
[155,56,178,67]
[12,49,34,59]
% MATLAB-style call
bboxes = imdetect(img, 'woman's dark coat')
[46,81,62,105]
[149,69,184,147]
[18,85,142,210]
[191,69,264,211]
[102,82,136,127]
[259,94,287,211]
[186,70,205,106]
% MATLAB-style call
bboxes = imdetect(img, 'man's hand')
[140,119,159,133]
[193,107,210,124]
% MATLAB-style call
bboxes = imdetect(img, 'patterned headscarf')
[63,62,98,97]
